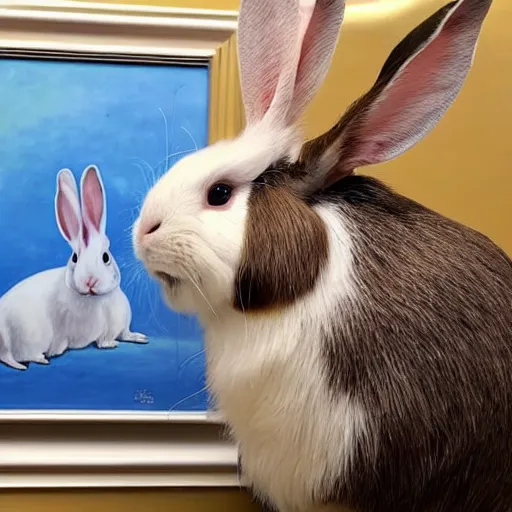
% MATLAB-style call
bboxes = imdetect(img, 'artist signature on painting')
[134,389,154,404]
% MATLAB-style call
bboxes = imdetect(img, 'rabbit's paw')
[33,354,49,365]
[2,356,27,371]
[121,330,148,344]
[97,339,119,349]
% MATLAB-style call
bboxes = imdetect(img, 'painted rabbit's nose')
[86,276,97,286]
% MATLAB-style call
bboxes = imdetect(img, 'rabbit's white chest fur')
[56,275,130,348]
[202,207,365,511]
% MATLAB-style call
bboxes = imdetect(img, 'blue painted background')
[0,58,210,412]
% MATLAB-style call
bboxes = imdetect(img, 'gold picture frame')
[0,0,241,489]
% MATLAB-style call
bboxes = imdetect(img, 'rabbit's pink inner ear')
[56,189,81,245]
[237,0,304,126]
[81,167,105,242]
[259,69,279,120]
[296,1,315,55]
[237,0,344,129]
[351,33,454,166]
[338,0,492,171]
[287,0,345,125]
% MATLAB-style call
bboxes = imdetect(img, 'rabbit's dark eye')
[71,253,78,264]
[207,183,232,207]
[102,252,110,264]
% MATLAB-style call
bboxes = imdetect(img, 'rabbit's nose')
[145,222,161,235]
[138,216,162,243]
[86,277,98,288]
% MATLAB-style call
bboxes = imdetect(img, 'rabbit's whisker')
[167,385,207,413]
[183,270,218,320]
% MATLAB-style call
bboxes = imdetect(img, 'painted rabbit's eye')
[71,253,78,264]
[207,183,232,207]
[102,252,110,264]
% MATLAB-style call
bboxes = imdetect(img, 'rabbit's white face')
[65,235,120,296]
[133,123,301,316]
[133,143,249,315]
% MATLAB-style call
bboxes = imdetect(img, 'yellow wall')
[11,0,509,510]
[95,0,239,8]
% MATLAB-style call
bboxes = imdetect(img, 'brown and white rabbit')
[133,0,512,511]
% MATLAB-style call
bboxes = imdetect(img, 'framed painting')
[0,1,242,488]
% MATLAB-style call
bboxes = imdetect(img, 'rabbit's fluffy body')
[0,267,135,370]
[135,0,512,510]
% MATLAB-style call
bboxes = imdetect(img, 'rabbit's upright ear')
[300,0,493,189]
[55,169,82,252]
[80,165,107,246]
[238,0,345,129]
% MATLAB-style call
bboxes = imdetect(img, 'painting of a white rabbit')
[1,164,148,371]
[0,57,209,412]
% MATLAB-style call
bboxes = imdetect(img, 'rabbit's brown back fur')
[314,175,512,512]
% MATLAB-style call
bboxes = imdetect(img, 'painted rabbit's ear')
[55,169,82,252]
[300,0,493,188]
[80,165,107,246]
[237,0,345,129]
